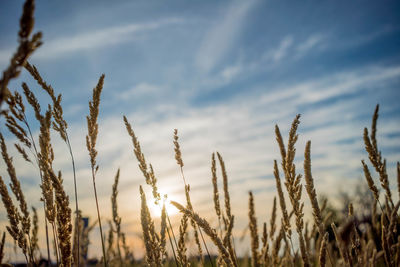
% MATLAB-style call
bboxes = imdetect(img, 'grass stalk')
[165,210,180,267]
[86,74,107,267]
[92,168,107,267]
[173,129,214,267]
[66,134,80,267]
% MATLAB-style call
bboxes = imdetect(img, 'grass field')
[0,1,399,266]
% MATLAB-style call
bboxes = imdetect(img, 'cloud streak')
[0,18,183,65]
[195,0,257,73]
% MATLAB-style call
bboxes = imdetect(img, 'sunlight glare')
[148,190,180,218]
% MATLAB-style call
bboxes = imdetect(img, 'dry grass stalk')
[387,201,400,253]
[36,106,60,265]
[304,143,335,267]
[260,222,269,265]
[29,104,53,264]
[248,191,260,267]
[363,105,394,208]
[211,153,222,225]
[139,186,163,266]
[173,129,184,168]
[25,61,81,265]
[86,74,107,266]
[273,160,291,238]
[304,141,324,237]
[361,160,380,202]
[31,206,39,260]
[171,201,234,266]
[184,185,204,264]
[2,92,34,159]
[123,117,150,186]
[0,0,42,107]
[304,222,311,253]
[174,129,214,266]
[14,143,31,163]
[319,233,328,267]
[275,115,310,267]
[107,221,115,260]
[24,62,67,141]
[37,109,56,223]
[124,116,178,264]
[4,92,43,191]
[216,152,237,266]
[86,74,105,171]
[49,170,72,266]
[397,162,400,200]
[347,205,362,265]
[177,213,189,266]
[22,82,42,121]
[331,223,351,267]
[0,131,37,263]
[396,236,400,267]
[0,176,28,261]
[217,152,232,219]
[0,133,31,238]
[160,202,167,259]
[223,215,237,266]
[73,211,84,266]
[269,197,277,242]
[111,169,124,265]
[381,224,391,266]
[123,116,161,202]
[0,231,5,264]
[271,226,284,266]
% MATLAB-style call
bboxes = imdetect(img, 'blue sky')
[1,0,400,260]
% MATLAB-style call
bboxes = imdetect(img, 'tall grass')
[0,1,399,266]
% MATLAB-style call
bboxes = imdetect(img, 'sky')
[0,0,400,262]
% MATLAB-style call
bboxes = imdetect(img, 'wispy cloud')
[117,82,161,100]
[220,64,243,82]
[296,34,326,54]
[336,25,399,49]
[195,0,257,73]
[0,18,183,65]
[269,65,400,106]
[263,35,294,62]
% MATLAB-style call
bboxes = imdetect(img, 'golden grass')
[0,0,42,108]
[0,1,399,266]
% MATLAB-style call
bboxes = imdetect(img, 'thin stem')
[23,253,29,266]
[116,233,123,267]
[92,168,107,267]
[24,116,51,266]
[27,232,34,264]
[198,227,214,267]
[51,222,60,266]
[231,235,238,265]
[327,243,334,267]
[377,199,391,222]
[66,133,80,267]
[179,167,214,267]
[164,209,179,267]
[43,204,51,266]
[289,237,296,263]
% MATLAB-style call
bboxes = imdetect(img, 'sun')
[148,190,180,218]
